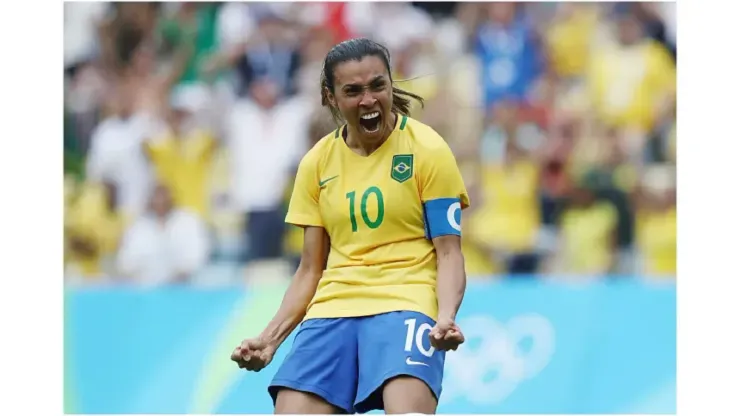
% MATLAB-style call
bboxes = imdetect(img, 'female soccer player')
[231,37,469,414]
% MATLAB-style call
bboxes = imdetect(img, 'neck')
[345,113,398,156]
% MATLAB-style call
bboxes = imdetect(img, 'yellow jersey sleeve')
[285,148,323,228]
[418,140,470,209]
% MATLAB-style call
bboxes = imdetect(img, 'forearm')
[201,43,246,79]
[436,250,467,321]
[258,270,320,347]
[161,36,195,90]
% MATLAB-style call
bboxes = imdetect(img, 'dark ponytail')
[320,38,424,126]
[391,85,425,119]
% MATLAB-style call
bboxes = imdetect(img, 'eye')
[371,82,386,92]
[344,87,361,97]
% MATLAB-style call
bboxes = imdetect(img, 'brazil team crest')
[391,154,414,183]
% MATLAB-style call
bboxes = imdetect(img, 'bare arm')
[159,36,195,92]
[258,226,329,348]
[433,234,467,321]
[200,42,247,79]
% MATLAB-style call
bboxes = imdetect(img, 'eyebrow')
[342,75,386,91]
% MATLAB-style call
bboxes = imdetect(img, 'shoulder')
[297,130,337,171]
[403,117,445,146]
[403,116,454,157]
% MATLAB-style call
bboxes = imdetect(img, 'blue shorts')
[268,310,445,413]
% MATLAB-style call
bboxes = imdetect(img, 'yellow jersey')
[587,40,676,131]
[470,161,541,252]
[145,130,216,219]
[286,115,469,321]
[65,182,125,278]
[560,201,617,274]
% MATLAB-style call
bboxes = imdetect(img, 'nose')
[359,91,376,108]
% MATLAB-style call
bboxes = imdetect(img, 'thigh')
[383,376,439,414]
[354,311,445,413]
[269,317,359,414]
[274,388,345,415]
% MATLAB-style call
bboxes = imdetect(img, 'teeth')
[361,112,380,120]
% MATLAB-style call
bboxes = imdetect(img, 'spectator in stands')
[116,184,211,285]
[474,2,543,111]
[106,8,193,126]
[585,8,676,163]
[239,9,302,97]
[208,7,302,99]
[65,182,124,282]
[555,172,618,276]
[469,106,543,276]
[225,76,311,264]
[85,83,154,219]
[144,87,217,221]
[575,125,639,273]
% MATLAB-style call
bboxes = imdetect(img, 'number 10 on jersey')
[346,186,385,232]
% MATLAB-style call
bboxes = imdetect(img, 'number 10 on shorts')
[404,318,435,357]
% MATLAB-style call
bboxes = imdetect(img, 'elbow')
[289,262,324,304]
[295,257,322,280]
[293,267,323,294]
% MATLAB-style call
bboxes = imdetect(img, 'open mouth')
[359,111,382,134]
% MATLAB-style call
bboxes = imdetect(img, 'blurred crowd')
[63,2,677,285]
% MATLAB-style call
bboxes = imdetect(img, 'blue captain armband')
[423,198,462,239]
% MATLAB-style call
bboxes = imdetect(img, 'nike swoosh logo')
[406,357,429,367]
[319,175,339,187]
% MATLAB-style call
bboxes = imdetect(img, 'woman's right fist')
[230,338,276,372]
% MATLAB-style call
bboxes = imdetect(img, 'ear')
[323,86,337,108]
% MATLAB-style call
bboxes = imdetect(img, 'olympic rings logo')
[441,313,556,405]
